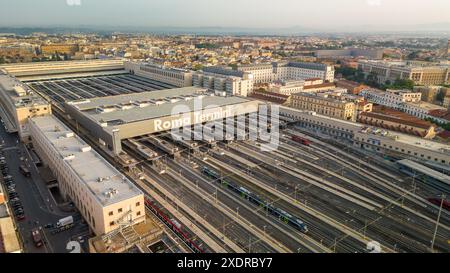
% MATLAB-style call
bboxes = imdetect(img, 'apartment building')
[360,88,446,120]
[273,62,335,83]
[413,86,442,103]
[360,89,422,108]
[237,61,335,84]
[237,63,274,84]
[0,72,51,140]
[125,61,193,87]
[268,80,305,95]
[29,115,145,236]
[290,92,356,121]
[41,44,79,56]
[358,60,450,85]
[193,66,254,96]
[315,48,384,59]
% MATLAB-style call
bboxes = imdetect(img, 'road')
[0,123,90,253]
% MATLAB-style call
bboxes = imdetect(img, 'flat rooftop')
[29,115,143,207]
[0,59,125,76]
[397,159,450,185]
[0,74,49,108]
[67,87,255,130]
[27,74,177,104]
[405,101,446,111]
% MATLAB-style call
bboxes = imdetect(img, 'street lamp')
[431,194,446,252]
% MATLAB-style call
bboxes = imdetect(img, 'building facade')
[0,72,51,140]
[41,44,79,56]
[290,92,356,121]
[237,61,335,84]
[279,106,450,165]
[358,60,450,86]
[125,61,193,87]
[29,115,145,236]
[30,116,145,235]
[360,88,447,120]
[193,66,253,96]
[268,80,305,96]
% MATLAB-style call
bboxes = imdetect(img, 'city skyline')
[0,0,449,33]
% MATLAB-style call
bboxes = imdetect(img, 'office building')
[0,72,51,140]
[194,66,253,96]
[268,80,305,96]
[413,86,441,103]
[290,92,356,121]
[125,61,193,87]
[237,61,335,84]
[357,60,450,86]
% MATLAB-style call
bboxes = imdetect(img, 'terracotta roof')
[303,83,335,90]
[437,130,450,139]
[360,106,434,130]
[428,109,450,121]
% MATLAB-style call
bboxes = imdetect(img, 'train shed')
[64,87,260,155]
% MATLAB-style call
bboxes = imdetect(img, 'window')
[136,202,141,207]
[137,211,141,216]
[118,208,123,213]
[109,211,113,216]
[109,221,114,226]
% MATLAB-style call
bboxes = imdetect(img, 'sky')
[0,0,449,30]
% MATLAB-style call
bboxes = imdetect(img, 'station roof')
[66,87,256,129]
[397,159,450,185]
[0,74,49,108]
[29,115,143,207]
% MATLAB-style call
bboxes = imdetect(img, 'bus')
[19,165,31,177]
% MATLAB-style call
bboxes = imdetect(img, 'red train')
[291,135,311,146]
[144,197,204,253]
[428,198,450,211]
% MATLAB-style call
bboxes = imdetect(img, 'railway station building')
[29,115,145,236]
[64,87,260,155]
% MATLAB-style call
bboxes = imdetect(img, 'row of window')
[356,137,448,164]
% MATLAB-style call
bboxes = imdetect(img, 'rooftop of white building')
[0,73,49,108]
[29,115,143,207]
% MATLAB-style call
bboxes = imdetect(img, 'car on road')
[31,228,44,248]
[44,223,54,229]
[19,165,31,177]
[8,193,19,199]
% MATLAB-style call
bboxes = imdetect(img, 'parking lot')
[0,123,91,253]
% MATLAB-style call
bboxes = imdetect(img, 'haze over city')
[0,0,449,33]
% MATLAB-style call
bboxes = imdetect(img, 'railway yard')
[115,124,450,253]
[1,61,449,254]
